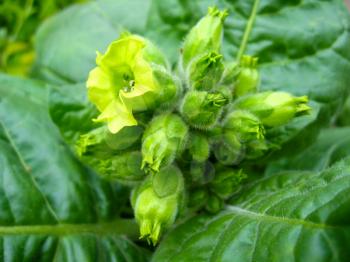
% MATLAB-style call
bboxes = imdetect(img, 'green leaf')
[337,96,350,127]
[153,157,350,261]
[33,0,152,84]
[265,127,350,175]
[0,74,148,261]
[49,83,98,144]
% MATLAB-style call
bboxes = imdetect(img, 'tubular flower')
[87,34,173,134]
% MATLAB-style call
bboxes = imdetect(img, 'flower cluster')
[80,7,311,244]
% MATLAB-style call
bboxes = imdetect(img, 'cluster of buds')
[80,6,311,244]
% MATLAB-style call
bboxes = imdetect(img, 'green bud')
[205,193,224,214]
[210,167,247,199]
[245,139,271,160]
[188,51,224,91]
[141,114,188,172]
[132,165,184,245]
[221,61,240,86]
[213,132,243,165]
[234,55,260,97]
[188,161,215,185]
[180,91,227,129]
[182,6,228,68]
[75,125,142,157]
[188,133,210,162]
[152,66,182,109]
[234,91,311,127]
[97,151,145,184]
[188,188,208,210]
[223,110,265,142]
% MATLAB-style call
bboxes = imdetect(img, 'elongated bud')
[234,55,260,97]
[233,91,311,127]
[97,151,145,184]
[141,114,188,172]
[213,132,243,165]
[205,193,224,214]
[182,6,228,68]
[180,90,228,129]
[132,165,184,245]
[188,51,224,91]
[75,125,142,156]
[223,110,265,142]
[87,33,177,134]
[210,167,247,199]
[188,133,210,162]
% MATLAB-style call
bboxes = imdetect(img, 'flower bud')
[233,91,311,127]
[182,6,228,68]
[210,167,247,199]
[188,161,215,185]
[141,113,188,172]
[97,151,145,184]
[188,188,208,210]
[180,90,228,129]
[245,139,272,160]
[87,33,177,134]
[213,132,244,165]
[205,193,224,214]
[188,51,224,91]
[188,133,210,162]
[132,165,184,245]
[75,125,142,156]
[234,55,260,97]
[221,61,240,87]
[223,110,265,142]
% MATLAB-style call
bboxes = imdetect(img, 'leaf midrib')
[226,205,345,230]
[0,219,138,238]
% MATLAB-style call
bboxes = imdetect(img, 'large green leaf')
[49,83,98,144]
[0,74,148,261]
[153,157,350,261]
[265,127,350,175]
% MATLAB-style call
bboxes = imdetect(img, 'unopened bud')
[182,6,228,68]
[210,167,247,199]
[180,90,227,129]
[223,110,265,142]
[234,55,260,97]
[98,151,145,184]
[75,125,142,156]
[188,51,224,91]
[205,193,224,214]
[141,114,188,172]
[188,133,210,162]
[234,91,311,127]
[132,165,184,245]
[213,132,243,165]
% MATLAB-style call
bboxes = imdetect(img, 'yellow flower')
[87,34,167,133]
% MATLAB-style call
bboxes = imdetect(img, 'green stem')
[0,219,140,239]
[236,0,260,60]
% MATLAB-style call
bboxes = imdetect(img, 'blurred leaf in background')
[0,0,87,76]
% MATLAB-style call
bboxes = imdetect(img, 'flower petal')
[94,100,137,134]
[87,67,115,111]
